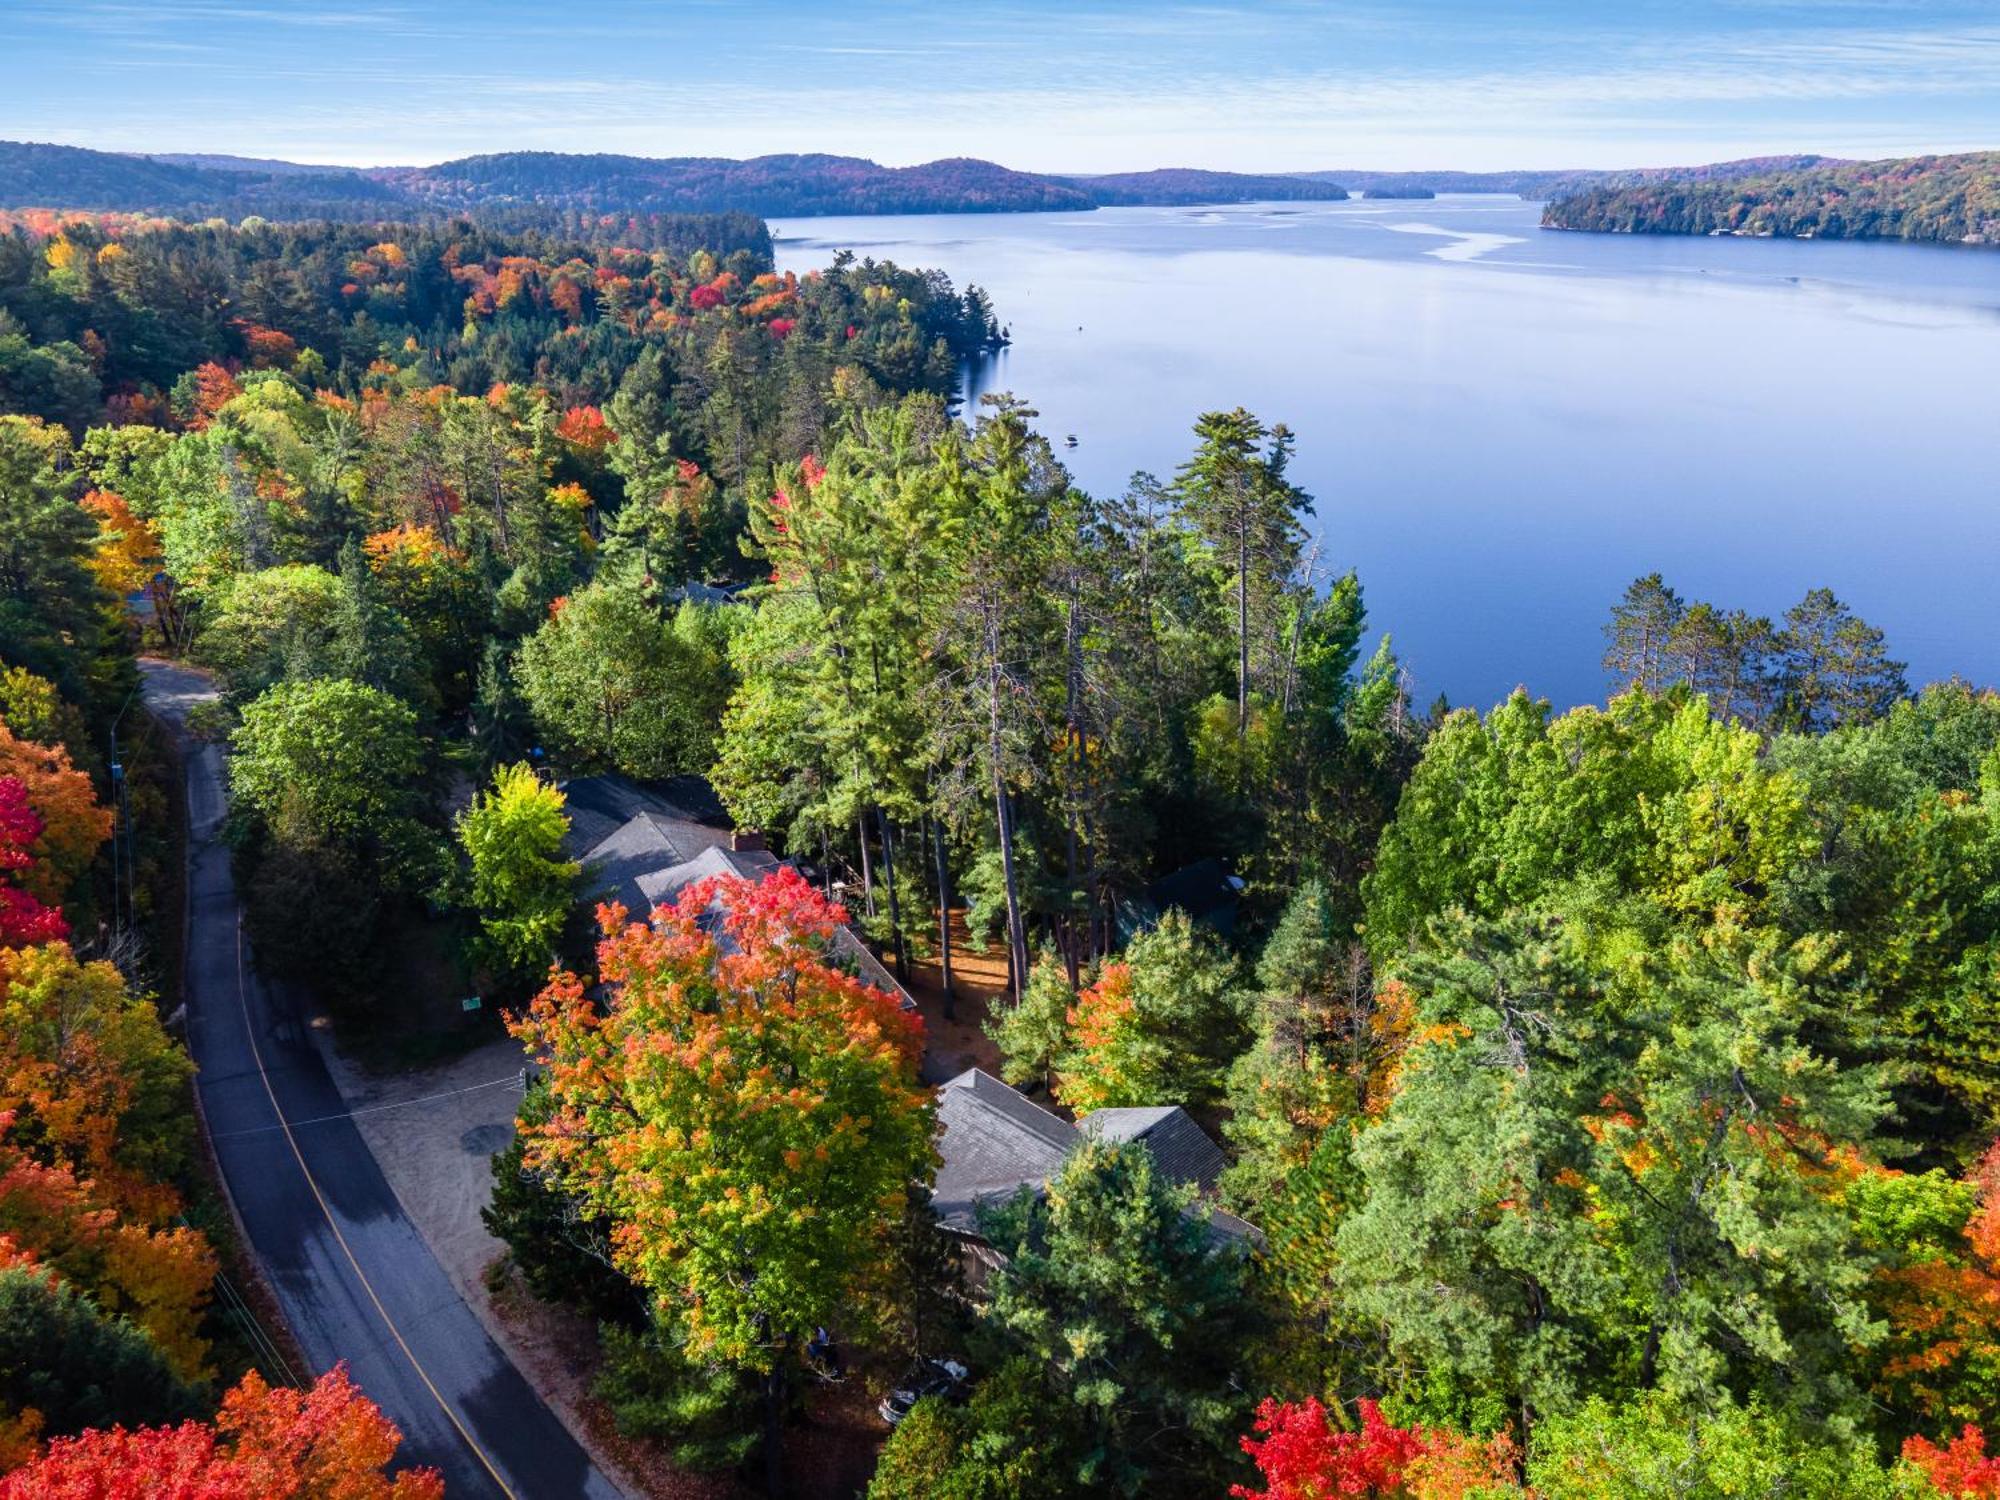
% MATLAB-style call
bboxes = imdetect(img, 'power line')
[208,1071,526,1141]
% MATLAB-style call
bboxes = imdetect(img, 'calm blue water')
[775,197,2000,711]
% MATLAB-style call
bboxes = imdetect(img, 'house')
[1117,857,1247,942]
[932,1067,1257,1259]
[933,1068,1082,1238]
[1076,1106,1229,1198]
[560,773,913,1008]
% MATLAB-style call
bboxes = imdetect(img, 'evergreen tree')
[988,949,1075,1094]
[1777,587,1909,731]
[0,1267,203,1441]
[1172,408,1312,738]
[977,1139,1259,1498]
[1603,572,1685,695]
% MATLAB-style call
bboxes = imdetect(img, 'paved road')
[143,659,621,1500]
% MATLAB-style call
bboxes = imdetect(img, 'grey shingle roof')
[580,811,733,918]
[933,1071,1257,1247]
[932,1069,1079,1235]
[634,843,780,909]
[559,773,728,859]
[633,846,915,1011]
[1077,1106,1230,1198]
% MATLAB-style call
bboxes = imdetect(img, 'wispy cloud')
[3,0,1995,170]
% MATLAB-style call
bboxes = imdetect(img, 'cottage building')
[932,1067,1256,1269]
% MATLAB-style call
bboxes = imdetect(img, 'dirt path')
[901,910,1011,1083]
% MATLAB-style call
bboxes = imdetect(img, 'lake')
[774,196,2000,711]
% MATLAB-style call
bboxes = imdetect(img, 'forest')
[1543,150,2000,246]
[0,193,1998,1500]
[0,142,1358,222]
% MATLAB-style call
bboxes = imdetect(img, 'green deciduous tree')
[1364,691,1812,957]
[867,1359,1086,1500]
[229,678,428,854]
[1528,1392,1916,1500]
[1336,914,1893,1443]
[229,678,438,996]
[515,582,726,778]
[456,761,576,981]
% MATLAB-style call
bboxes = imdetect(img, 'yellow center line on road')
[233,915,518,1500]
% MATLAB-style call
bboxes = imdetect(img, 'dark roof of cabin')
[634,845,914,1010]
[578,811,732,919]
[934,1070,1255,1247]
[560,772,728,858]
[933,1068,1079,1235]
[1077,1106,1229,1198]
[1144,857,1245,923]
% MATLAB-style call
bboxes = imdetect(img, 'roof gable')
[1077,1106,1230,1198]
[932,1071,1254,1245]
[932,1069,1078,1234]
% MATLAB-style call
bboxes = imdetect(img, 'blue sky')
[6,0,1998,171]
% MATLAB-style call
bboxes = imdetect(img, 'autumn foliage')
[0,1366,442,1499]
[509,865,930,1367]
[0,720,220,1422]
[0,784,66,948]
[1863,1140,2000,1429]
[1233,1397,1517,1500]
[78,493,162,599]
[554,404,615,453]
[1905,1424,2000,1497]
[0,726,112,906]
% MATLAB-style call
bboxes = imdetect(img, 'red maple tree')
[0,1366,443,1499]
[1906,1425,2000,1497]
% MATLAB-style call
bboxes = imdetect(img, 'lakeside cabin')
[559,772,913,1009]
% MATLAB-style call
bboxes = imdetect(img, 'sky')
[6,0,1999,173]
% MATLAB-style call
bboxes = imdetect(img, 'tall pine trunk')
[877,807,909,983]
[1062,594,1085,987]
[762,1362,787,1497]
[987,624,1028,1001]
[856,812,876,918]
[1237,522,1251,737]
[929,810,956,1019]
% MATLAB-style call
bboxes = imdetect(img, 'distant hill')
[0,141,405,217]
[1063,169,1347,206]
[1295,167,1592,197]
[145,152,364,177]
[1542,151,2000,247]
[373,151,1094,216]
[7,140,1938,230]
[1295,156,1845,201]
[1,142,1100,220]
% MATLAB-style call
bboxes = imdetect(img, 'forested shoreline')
[1543,150,2000,247]
[1,198,1999,1499]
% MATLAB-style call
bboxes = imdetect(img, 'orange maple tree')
[509,866,930,1367]
[0,1366,442,1499]
[0,725,111,906]
[0,1109,214,1380]
[78,492,163,599]
[1905,1424,2000,1497]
